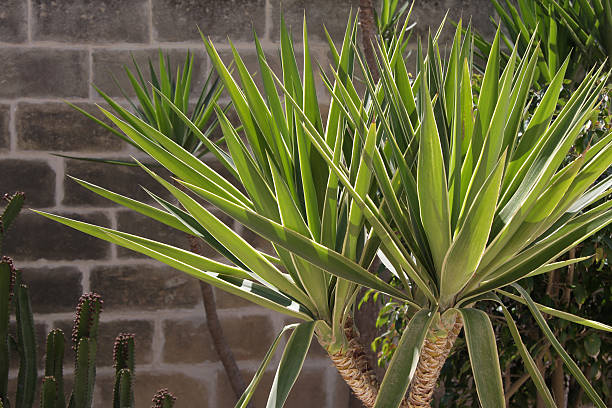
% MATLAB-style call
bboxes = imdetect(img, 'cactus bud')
[0,192,25,239]
[151,389,176,408]
[113,333,135,372]
[1,257,16,301]
[72,293,103,351]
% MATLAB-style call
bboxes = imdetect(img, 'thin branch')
[189,236,251,407]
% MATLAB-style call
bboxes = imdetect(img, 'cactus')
[14,279,37,408]
[68,293,102,408]
[44,330,65,408]
[151,389,175,408]
[112,334,134,408]
[0,257,16,407]
[1,194,176,407]
[40,377,57,408]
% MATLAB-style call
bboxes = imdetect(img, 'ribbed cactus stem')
[113,333,135,372]
[0,192,25,254]
[70,293,102,408]
[0,257,16,404]
[15,281,37,408]
[113,333,135,408]
[71,293,103,352]
[116,369,133,408]
[151,389,176,408]
[44,329,66,408]
[41,376,58,408]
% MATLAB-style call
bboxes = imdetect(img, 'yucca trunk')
[406,313,463,408]
[327,321,380,407]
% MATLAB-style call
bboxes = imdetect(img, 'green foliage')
[39,7,612,407]
[472,0,612,87]
[64,51,226,166]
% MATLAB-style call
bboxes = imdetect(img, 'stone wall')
[0,1,494,407]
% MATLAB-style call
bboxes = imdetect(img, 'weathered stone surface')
[92,48,209,98]
[217,367,336,407]
[0,159,55,207]
[115,210,189,259]
[32,0,149,43]
[0,48,88,98]
[3,211,111,261]
[406,0,495,45]
[213,287,255,310]
[62,161,172,207]
[220,313,274,361]
[95,371,209,407]
[16,102,125,152]
[271,0,358,42]
[0,105,11,151]
[22,266,82,313]
[55,319,154,367]
[90,264,201,310]
[0,0,27,43]
[152,0,265,42]
[162,317,218,363]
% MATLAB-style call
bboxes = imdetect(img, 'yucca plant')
[471,0,612,87]
[36,10,612,408]
[65,50,225,165]
[307,19,612,407]
[37,12,403,407]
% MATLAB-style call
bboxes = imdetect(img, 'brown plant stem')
[189,235,251,407]
[359,0,380,83]
[406,313,463,408]
[328,320,380,408]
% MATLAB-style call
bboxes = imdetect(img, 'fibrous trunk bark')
[406,313,463,408]
[328,320,380,408]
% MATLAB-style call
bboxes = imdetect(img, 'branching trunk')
[406,313,463,408]
[329,321,380,408]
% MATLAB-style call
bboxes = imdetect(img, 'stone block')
[0,0,27,43]
[16,102,125,152]
[3,211,111,261]
[94,371,209,407]
[89,264,201,310]
[162,317,218,363]
[271,0,359,43]
[91,48,209,98]
[220,313,274,361]
[404,0,495,46]
[0,159,55,207]
[152,0,265,42]
[217,367,333,407]
[114,210,189,259]
[0,104,10,151]
[213,287,256,310]
[54,318,154,368]
[32,0,149,43]
[21,266,82,314]
[0,48,88,98]
[62,160,172,208]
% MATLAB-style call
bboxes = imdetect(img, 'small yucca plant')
[37,10,612,408]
